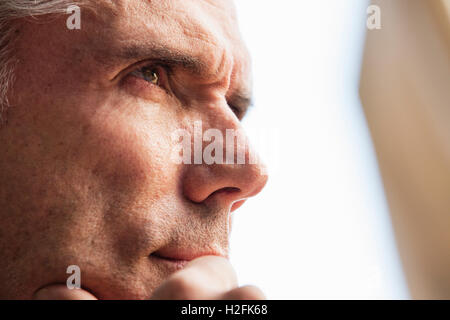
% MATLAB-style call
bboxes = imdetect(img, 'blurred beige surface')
[360,0,450,299]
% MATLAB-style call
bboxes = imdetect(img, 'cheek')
[85,111,176,199]
[77,105,182,251]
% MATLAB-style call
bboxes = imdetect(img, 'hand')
[32,284,98,300]
[32,256,265,300]
[151,256,265,300]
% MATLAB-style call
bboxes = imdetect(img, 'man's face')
[0,0,267,299]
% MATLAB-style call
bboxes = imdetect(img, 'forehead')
[88,0,251,80]
[99,0,238,31]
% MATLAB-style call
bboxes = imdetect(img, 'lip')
[152,247,226,261]
[150,253,190,271]
[150,247,226,271]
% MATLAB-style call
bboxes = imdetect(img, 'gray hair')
[0,0,77,124]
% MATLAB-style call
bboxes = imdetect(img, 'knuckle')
[165,273,201,299]
[233,286,266,300]
[186,256,238,289]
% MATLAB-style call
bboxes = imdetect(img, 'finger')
[151,255,238,300]
[33,284,98,300]
[183,256,238,291]
[221,285,266,300]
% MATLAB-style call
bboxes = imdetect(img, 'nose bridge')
[201,97,265,170]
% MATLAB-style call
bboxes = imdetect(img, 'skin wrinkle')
[0,0,267,299]
[84,10,252,114]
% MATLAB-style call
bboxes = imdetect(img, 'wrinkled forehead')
[86,0,251,80]
[99,0,238,27]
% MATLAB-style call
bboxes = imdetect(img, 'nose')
[181,106,268,211]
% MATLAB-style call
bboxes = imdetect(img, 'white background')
[230,0,409,299]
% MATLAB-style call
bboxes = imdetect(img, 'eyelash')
[227,103,241,119]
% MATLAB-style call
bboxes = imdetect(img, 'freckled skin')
[0,0,267,299]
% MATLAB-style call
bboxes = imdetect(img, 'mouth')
[150,253,190,271]
[150,247,227,272]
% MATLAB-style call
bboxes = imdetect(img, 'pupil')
[143,68,158,84]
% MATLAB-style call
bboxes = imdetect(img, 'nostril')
[185,186,241,205]
[210,187,241,198]
[201,186,241,205]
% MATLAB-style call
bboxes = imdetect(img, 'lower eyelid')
[121,74,167,101]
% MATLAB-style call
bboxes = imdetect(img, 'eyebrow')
[105,43,254,116]
[113,44,207,75]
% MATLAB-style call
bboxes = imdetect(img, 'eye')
[120,62,174,101]
[123,63,173,100]
[131,65,163,86]
[228,103,241,118]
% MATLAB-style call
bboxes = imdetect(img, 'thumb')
[33,284,98,300]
